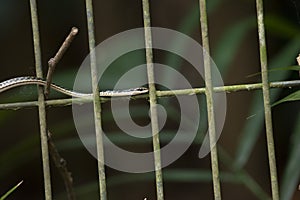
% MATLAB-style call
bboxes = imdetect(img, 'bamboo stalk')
[142,0,164,199]
[256,0,279,199]
[85,0,107,199]
[198,0,222,199]
[29,0,52,199]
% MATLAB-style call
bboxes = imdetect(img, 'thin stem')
[85,0,107,199]
[199,0,222,199]
[142,0,164,200]
[29,0,52,199]
[256,0,279,199]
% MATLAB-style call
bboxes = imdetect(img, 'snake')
[0,76,148,98]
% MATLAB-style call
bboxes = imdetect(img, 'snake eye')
[135,87,149,93]
[136,87,146,91]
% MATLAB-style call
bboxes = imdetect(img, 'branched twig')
[44,27,78,97]
[47,131,76,200]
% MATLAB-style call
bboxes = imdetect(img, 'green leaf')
[247,65,300,78]
[268,65,300,71]
[272,90,300,107]
[0,181,23,200]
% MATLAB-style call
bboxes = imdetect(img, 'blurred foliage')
[0,0,299,199]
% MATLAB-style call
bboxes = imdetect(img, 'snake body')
[0,76,148,98]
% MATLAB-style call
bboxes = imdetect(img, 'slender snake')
[0,76,148,98]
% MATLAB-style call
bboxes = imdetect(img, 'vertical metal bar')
[198,0,222,199]
[29,0,52,199]
[142,1,164,200]
[85,0,107,199]
[255,0,280,199]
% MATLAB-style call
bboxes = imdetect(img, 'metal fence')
[1,0,300,199]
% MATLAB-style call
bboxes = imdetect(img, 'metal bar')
[198,0,222,199]
[256,0,279,199]
[0,80,299,110]
[142,0,164,199]
[29,0,52,199]
[85,0,107,199]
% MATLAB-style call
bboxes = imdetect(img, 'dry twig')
[44,27,78,97]
[48,131,76,200]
